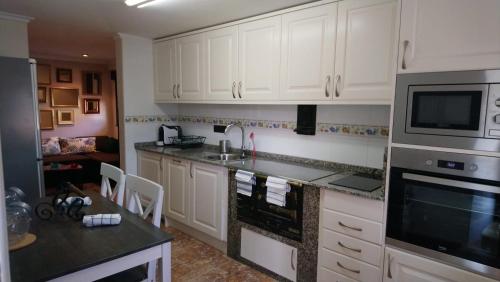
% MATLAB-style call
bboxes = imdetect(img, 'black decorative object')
[294,105,317,135]
[35,182,86,221]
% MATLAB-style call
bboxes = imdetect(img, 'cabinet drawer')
[321,248,381,282]
[322,229,382,266]
[323,189,384,222]
[318,266,357,282]
[323,210,382,245]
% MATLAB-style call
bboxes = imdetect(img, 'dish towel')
[82,214,121,227]
[236,170,255,196]
[266,176,290,207]
[56,196,92,207]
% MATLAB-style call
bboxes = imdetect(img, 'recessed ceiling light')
[125,0,155,7]
[82,54,89,57]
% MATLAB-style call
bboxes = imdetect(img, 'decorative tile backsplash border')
[124,115,389,137]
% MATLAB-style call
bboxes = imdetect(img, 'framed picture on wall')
[57,110,75,125]
[39,110,54,130]
[37,87,47,103]
[37,64,51,85]
[51,88,79,107]
[56,68,72,83]
[83,98,100,114]
[82,71,102,95]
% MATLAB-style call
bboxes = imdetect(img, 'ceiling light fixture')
[124,0,156,7]
[82,54,89,57]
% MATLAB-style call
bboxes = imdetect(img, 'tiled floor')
[162,226,275,282]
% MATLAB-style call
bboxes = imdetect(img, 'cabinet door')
[176,34,204,101]
[163,157,189,224]
[137,151,162,185]
[189,162,224,239]
[238,16,281,101]
[398,0,500,73]
[384,247,497,282]
[204,26,238,101]
[334,0,397,103]
[280,3,337,101]
[153,39,177,102]
[241,228,297,282]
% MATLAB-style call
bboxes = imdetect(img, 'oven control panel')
[392,147,500,182]
[486,84,500,138]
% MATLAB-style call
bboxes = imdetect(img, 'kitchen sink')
[204,153,246,162]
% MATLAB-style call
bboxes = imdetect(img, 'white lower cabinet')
[137,152,228,242]
[383,247,497,282]
[241,228,297,282]
[163,157,190,224]
[318,189,384,282]
[189,161,226,239]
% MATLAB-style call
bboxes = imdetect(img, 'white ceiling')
[0,0,316,63]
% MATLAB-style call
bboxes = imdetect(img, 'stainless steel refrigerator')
[0,56,44,205]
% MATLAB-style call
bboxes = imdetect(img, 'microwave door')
[405,84,489,138]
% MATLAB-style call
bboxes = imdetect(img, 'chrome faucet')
[224,123,246,159]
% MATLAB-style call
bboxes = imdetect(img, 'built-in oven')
[387,147,500,279]
[393,69,500,152]
[237,175,303,242]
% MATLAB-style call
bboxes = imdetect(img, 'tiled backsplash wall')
[174,104,390,169]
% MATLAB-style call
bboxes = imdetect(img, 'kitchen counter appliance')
[237,174,303,242]
[393,69,500,152]
[387,147,500,279]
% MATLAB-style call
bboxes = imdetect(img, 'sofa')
[42,136,120,187]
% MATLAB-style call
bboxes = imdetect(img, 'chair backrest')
[124,174,164,227]
[100,163,126,206]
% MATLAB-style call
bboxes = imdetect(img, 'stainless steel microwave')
[393,70,500,152]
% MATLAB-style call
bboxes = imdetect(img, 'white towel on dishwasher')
[265,176,290,207]
[236,170,255,196]
[82,214,121,227]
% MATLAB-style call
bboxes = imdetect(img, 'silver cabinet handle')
[291,249,295,271]
[176,83,180,98]
[232,81,236,99]
[338,221,362,232]
[402,40,409,70]
[338,241,362,253]
[334,74,341,97]
[159,159,163,170]
[189,162,193,178]
[325,75,331,97]
[337,262,360,274]
[172,85,176,99]
[172,159,182,164]
[387,253,393,278]
[238,81,242,98]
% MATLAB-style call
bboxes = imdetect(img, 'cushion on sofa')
[60,137,96,154]
[41,137,61,156]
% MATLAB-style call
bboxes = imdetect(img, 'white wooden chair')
[100,163,126,207]
[125,174,164,281]
[98,174,165,282]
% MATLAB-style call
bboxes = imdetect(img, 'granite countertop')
[135,142,385,201]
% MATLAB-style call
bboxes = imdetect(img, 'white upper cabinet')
[176,34,204,100]
[334,0,398,103]
[398,0,500,73]
[238,16,281,101]
[204,27,238,101]
[280,4,337,101]
[154,39,177,102]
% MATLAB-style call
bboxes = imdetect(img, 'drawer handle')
[337,261,360,274]
[387,253,393,279]
[291,249,295,271]
[172,159,182,164]
[338,221,363,232]
[232,81,236,99]
[402,40,409,70]
[338,241,362,253]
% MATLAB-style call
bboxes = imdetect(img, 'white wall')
[115,33,176,174]
[178,104,390,169]
[0,12,31,58]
